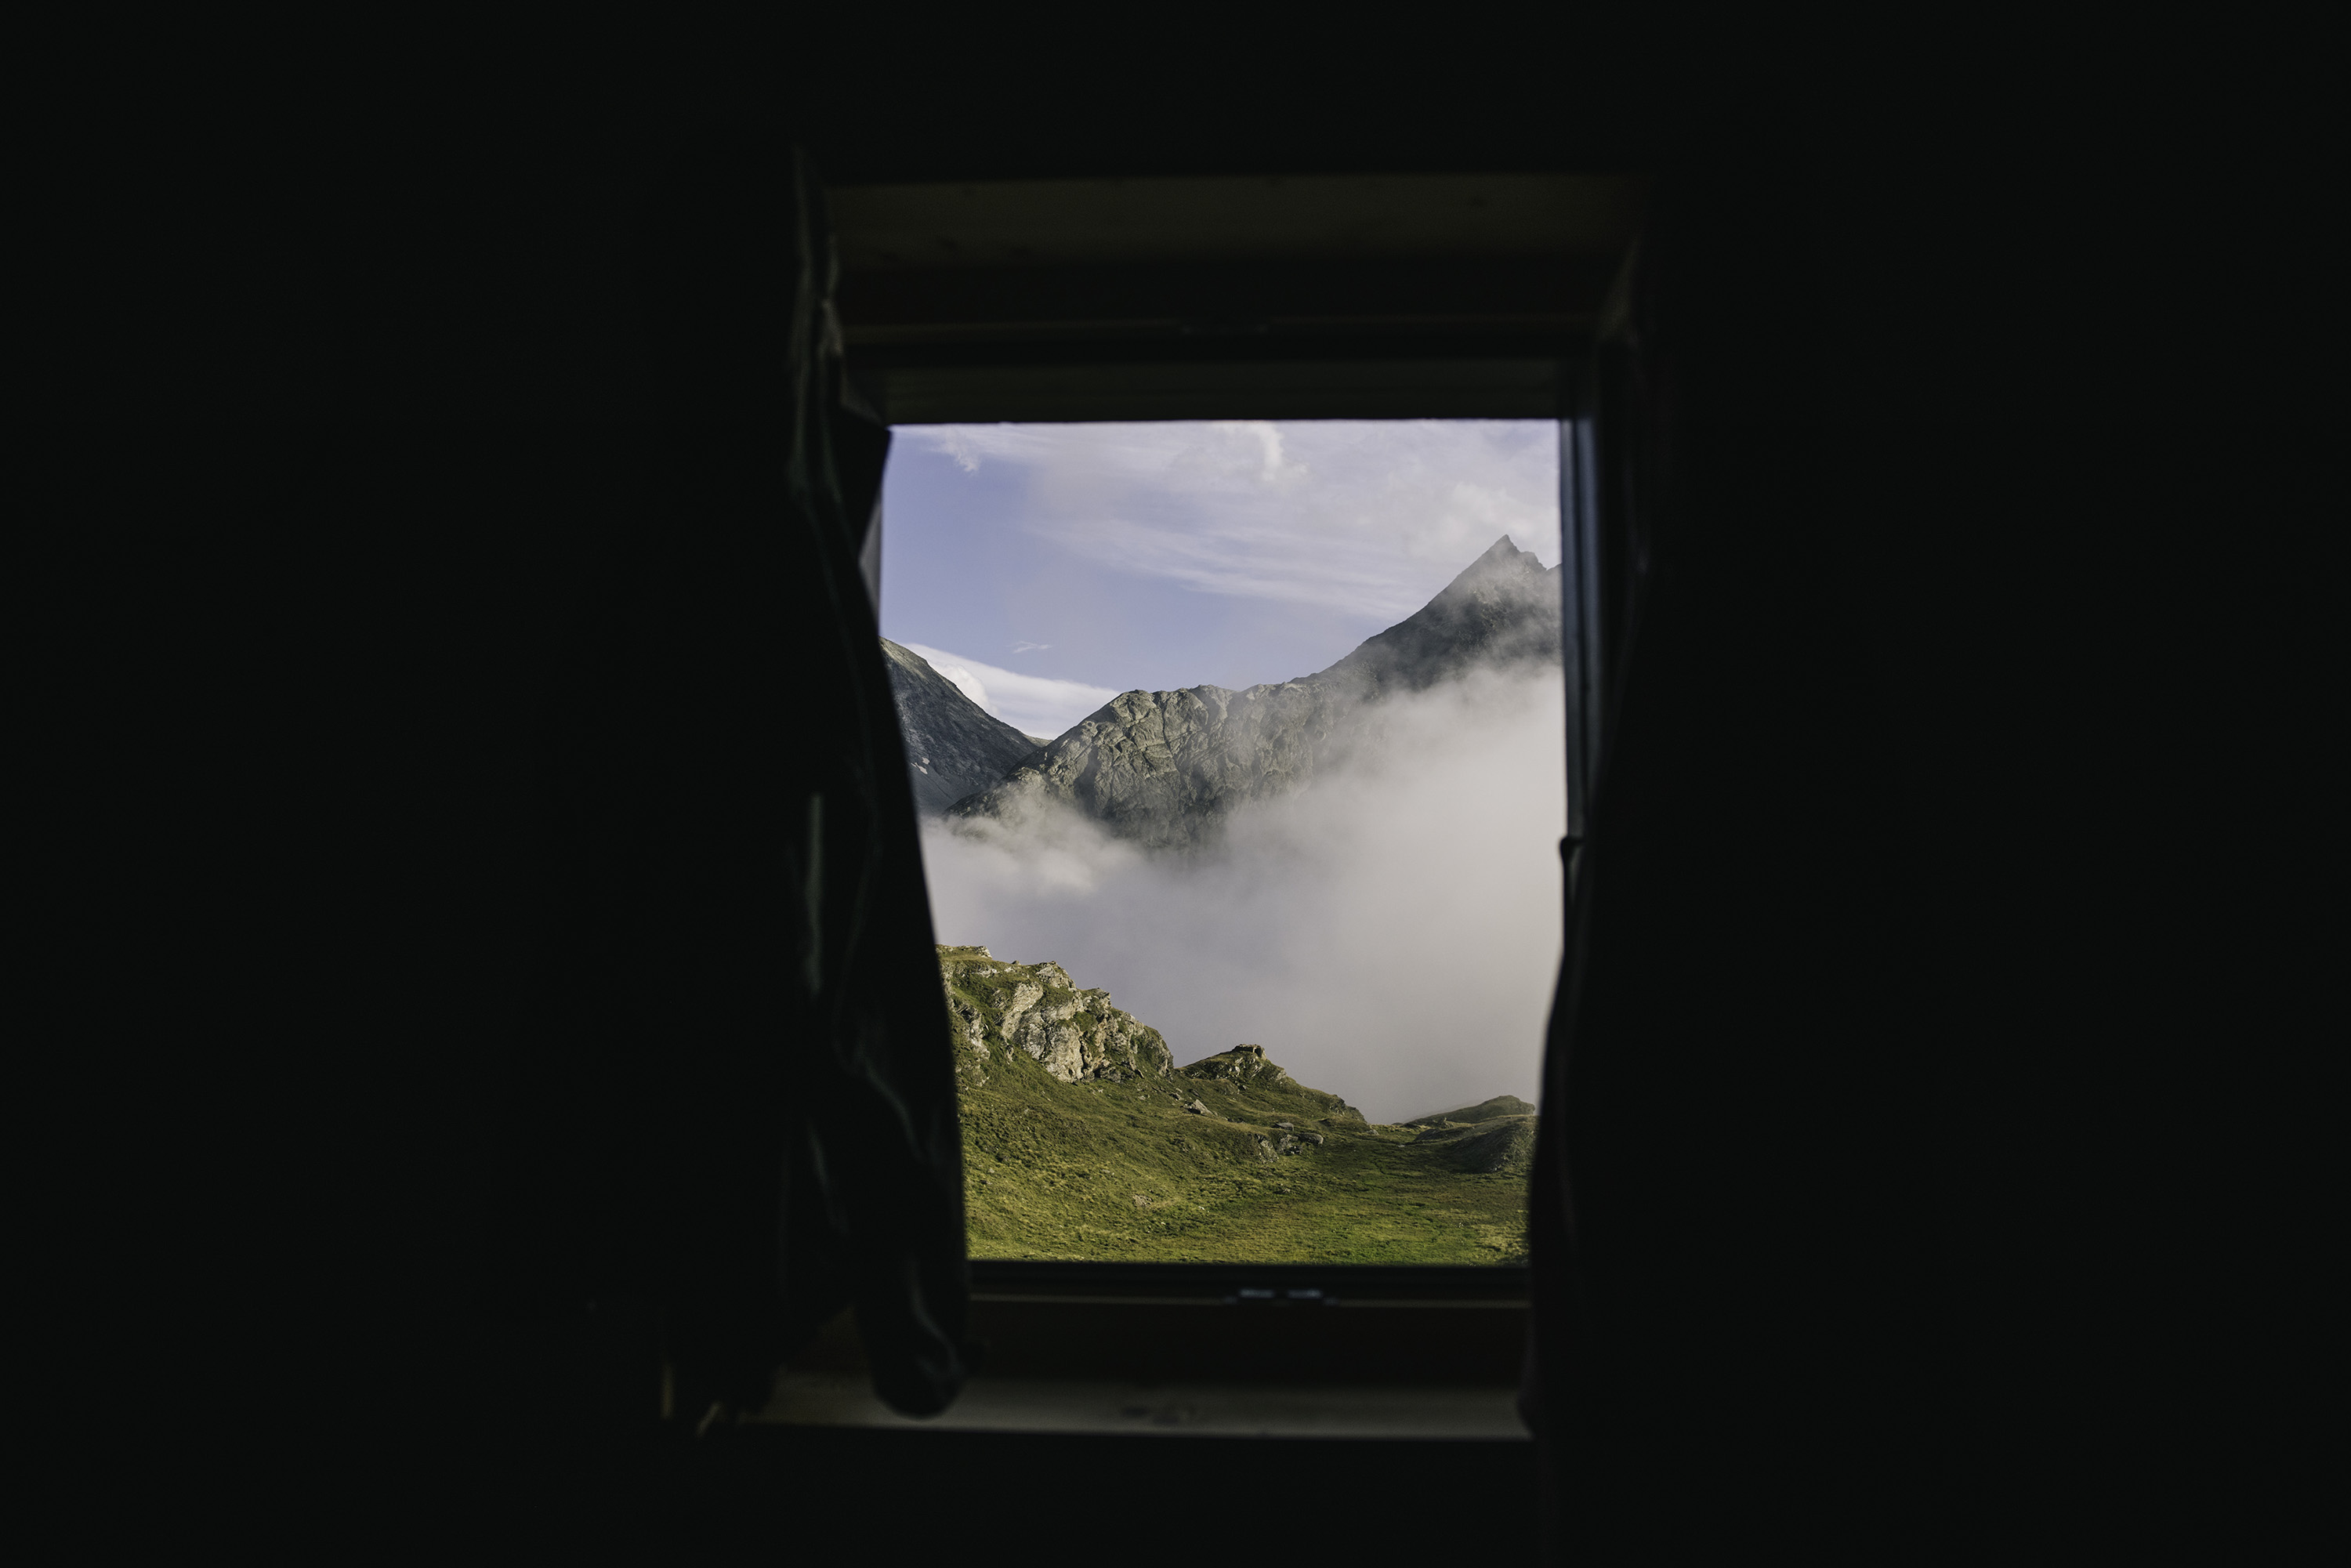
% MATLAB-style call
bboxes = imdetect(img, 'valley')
[941,946,1531,1264]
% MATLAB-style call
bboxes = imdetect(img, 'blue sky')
[878,420,1560,738]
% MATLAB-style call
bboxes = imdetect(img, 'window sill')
[753,1370,1527,1440]
[769,1278,1530,1439]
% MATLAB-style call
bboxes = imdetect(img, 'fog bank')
[918,668,1564,1124]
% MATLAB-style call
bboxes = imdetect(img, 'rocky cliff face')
[882,639,1044,816]
[938,945,1179,1086]
[947,537,1559,849]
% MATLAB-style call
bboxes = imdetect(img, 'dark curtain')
[24,77,980,1545]
[521,127,973,1428]
[281,121,981,1549]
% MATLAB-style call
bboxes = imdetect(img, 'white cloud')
[895,421,1559,621]
[903,643,1121,741]
[918,664,1565,1124]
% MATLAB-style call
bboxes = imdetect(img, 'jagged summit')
[1321,536,1560,701]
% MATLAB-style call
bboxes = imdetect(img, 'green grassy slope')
[1407,1094,1538,1128]
[940,946,1531,1264]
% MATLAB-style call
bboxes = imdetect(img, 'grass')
[943,947,1530,1264]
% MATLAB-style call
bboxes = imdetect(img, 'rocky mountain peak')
[1319,534,1560,701]
[1462,533,1545,581]
[935,536,1562,850]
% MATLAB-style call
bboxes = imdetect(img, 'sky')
[883,419,1568,1126]
[878,420,1560,738]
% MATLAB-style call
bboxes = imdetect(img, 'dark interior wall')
[34,24,2332,1563]
[1512,161,1954,1559]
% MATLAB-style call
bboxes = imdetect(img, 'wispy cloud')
[894,421,1558,621]
[903,643,1120,741]
[942,428,984,473]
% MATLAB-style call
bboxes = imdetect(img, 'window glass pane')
[880,420,1562,1263]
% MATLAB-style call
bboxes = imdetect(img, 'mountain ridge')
[943,536,1559,849]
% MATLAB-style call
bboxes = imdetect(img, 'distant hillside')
[1393,1095,1536,1176]
[947,537,1559,849]
[940,946,1530,1262]
[1400,1093,1538,1175]
[1406,1093,1538,1128]
[881,639,1044,815]
[1411,1117,1535,1175]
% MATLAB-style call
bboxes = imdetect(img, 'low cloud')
[902,643,1120,741]
[918,666,1565,1124]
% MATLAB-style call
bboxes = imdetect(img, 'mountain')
[945,537,1559,849]
[881,639,1045,815]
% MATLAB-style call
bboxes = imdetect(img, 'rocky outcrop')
[882,639,1045,816]
[936,947,1377,1135]
[1183,1042,1292,1089]
[947,538,1559,849]
[937,945,1177,1085]
[1181,1044,1366,1125]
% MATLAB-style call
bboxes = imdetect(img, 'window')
[880,418,1566,1266]
[763,175,1636,1435]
